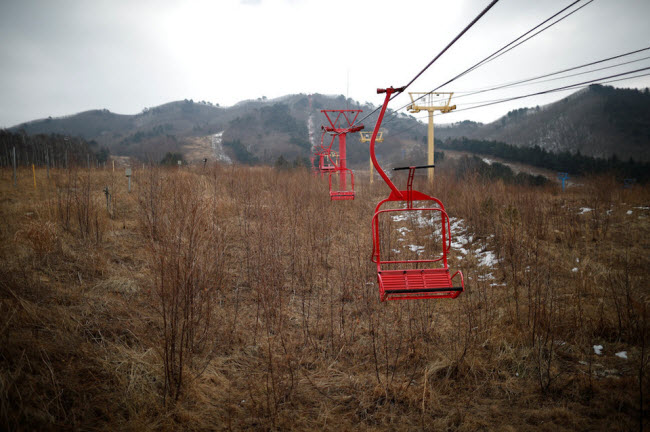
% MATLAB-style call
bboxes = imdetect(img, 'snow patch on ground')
[579,207,593,214]
[477,273,495,281]
[627,210,633,215]
[407,245,425,254]
[415,213,439,227]
[615,351,627,359]
[482,158,493,165]
[397,227,410,236]
[572,267,579,273]
[477,250,498,267]
[593,345,603,355]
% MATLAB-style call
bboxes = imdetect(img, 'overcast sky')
[1,0,649,128]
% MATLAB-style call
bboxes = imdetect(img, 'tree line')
[0,129,109,168]
[439,137,650,183]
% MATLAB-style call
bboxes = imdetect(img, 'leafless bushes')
[54,168,104,243]
[3,162,649,430]
[14,219,60,265]
[138,168,227,402]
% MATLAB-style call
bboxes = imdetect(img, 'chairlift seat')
[378,268,463,301]
[329,168,355,201]
[330,190,355,200]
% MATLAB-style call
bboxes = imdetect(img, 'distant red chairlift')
[313,131,337,177]
[328,167,355,200]
[321,109,364,201]
[369,87,464,301]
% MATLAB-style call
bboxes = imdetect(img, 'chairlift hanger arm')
[369,86,405,199]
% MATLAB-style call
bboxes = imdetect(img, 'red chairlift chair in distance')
[328,167,355,200]
[321,109,364,200]
[369,87,464,301]
[316,131,338,177]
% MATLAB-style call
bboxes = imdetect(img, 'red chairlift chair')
[328,167,355,200]
[320,110,364,201]
[317,131,338,177]
[368,87,464,301]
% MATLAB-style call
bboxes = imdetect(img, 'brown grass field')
[0,163,648,431]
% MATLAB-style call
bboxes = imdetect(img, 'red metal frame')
[320,110,364,199]
[328,168,355,200]
[311,131,337,177]
[369,87,464,301]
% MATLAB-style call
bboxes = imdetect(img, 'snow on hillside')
[211,131,232,163]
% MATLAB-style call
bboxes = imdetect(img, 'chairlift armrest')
[392,164,435,171]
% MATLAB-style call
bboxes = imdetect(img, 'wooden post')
[32,164,36,189]
[125,167,132,193]
[12,146,16,187]
[46,148,50,179]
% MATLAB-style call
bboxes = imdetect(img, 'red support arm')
[369,87,405,199]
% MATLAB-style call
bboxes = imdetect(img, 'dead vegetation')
[0,163,648,431]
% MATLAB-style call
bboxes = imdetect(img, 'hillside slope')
[437,85,650,162]
[10,85,650,164]
[10,94,428,166]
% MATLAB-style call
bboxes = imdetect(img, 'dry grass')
[0,163,648,431]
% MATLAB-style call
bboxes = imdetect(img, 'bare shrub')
[54,168,104,243]
[14,219,60,264]
[139,168,226,402]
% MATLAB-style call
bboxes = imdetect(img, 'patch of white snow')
[397,227,411,236]
[211,131,232,163]
[477,250,499,267]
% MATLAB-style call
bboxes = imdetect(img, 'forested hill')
[437,85,650,162]
[8,95,427,166]
[8,84,650,165]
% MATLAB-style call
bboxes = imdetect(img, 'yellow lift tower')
[360,131,383,185]
[407,92,455,187]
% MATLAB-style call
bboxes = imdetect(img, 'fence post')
[32,164,37,189]
[12,146,16,187]
[125,167,132,193]
[46,147,50,179]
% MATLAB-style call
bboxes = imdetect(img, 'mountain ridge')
[437,84,650,162]
[8,85,650,164]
